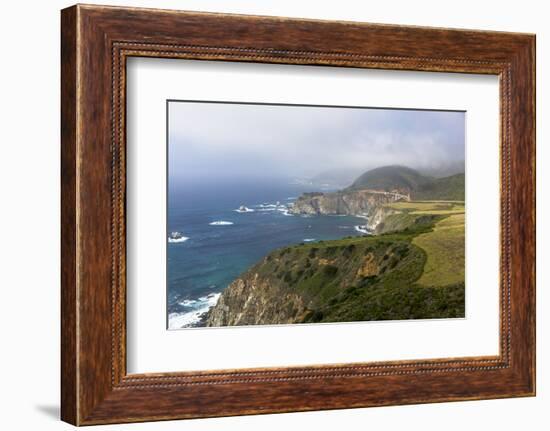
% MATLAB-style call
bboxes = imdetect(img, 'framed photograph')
[61,4,536,425]
[164,101,467,331]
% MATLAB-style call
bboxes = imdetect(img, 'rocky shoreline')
[201,166,466,327]
[289,189,402,232]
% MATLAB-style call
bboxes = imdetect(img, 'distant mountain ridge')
[348,165,429,192]
[347,165,464,200]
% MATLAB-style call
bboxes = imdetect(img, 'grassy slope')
[381,201,465,287]
[413,173,465,201]
[413,213,465,286]
[254,202,465,323]
[385,201,465,214]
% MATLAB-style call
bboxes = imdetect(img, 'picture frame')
[61,4,535,425]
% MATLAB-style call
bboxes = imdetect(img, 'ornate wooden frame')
[61,4,536,425]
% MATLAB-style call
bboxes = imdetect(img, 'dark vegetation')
[413,173,465,201]
[347,165,465,201]
[349,165,428,191]
[253,214,465,323]
[214,165,466,325]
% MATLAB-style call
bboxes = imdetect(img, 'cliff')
[289,189,403,231]
[289,167,465,223]
[205,165,466,327]
[206,274,308,326]
[206,211,465,327]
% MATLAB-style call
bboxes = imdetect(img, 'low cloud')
[169,101,464,182]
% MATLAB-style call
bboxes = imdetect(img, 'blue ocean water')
[167,178,366,329]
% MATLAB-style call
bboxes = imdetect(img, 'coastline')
[204,200,465,327]
[167,168,466,329]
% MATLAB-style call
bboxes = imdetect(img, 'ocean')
[167,178,367,329]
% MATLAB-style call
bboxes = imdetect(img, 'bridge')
[362,189,411,202]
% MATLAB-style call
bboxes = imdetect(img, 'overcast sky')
[168,101,464,183]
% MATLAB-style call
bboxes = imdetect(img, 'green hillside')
[413,173,465,201]
[271,212,463,323]
[207,202,466,326]
[347,165,465,201]
[348,165,428,191]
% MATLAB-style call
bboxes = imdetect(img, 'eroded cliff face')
[205,236,426,327]
[369,206,399,232]
[289,189,402,231]
[206,271,307,327]
[205,209,466,327]
[290,190,398,216]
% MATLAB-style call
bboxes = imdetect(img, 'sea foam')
[354,225,370,234]
[168,292,221,329]
[276,207,293,216]
[168,236,189,243]
[209,221,234,226]
[234,206,255,213]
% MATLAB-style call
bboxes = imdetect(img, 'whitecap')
[354,225,370,234]
[278,208,293,216]
[209,221,234,226]
[168,236,189,243]
[234,206,255,213]
[303,238,316,242]
[169,292,221,329]
[178,299,197,307]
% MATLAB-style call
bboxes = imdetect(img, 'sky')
[168,101,465,184]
